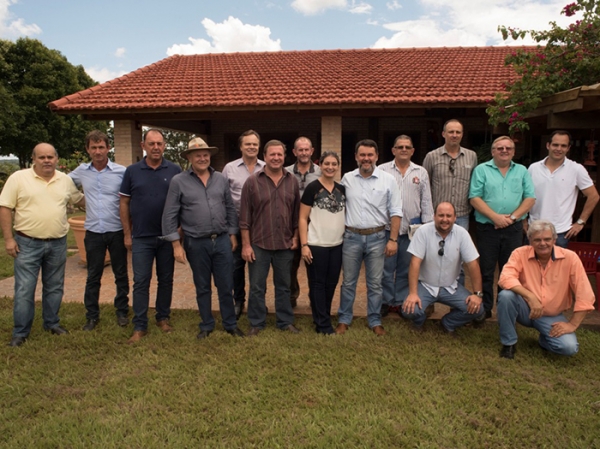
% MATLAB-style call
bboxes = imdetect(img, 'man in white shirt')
[528,130,599,248]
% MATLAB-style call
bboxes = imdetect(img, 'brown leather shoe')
[127,330,147,344]
[372,325,386,336]
[335,323,348,335]
[248,327,261,337]
[156,319,172,333]
[284,324,301,334]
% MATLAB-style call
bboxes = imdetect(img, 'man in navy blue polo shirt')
[120,129,182,344]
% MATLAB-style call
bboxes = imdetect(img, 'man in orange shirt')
[497,220,595,359]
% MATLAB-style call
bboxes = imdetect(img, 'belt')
[200,232,225,240]
[345,225,385,236]
[15,230,61,241]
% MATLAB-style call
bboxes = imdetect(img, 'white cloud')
[0,0,41,38]
[349,2,372,14]
[114,47,126,58]
[386,0,402,10]
[373,0,575,48]
[367,18,379,26]
[291,0,347,15]
[85,66,127,84]
[166,16,281,55]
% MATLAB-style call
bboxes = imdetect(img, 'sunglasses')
[449,158,456,174]
[438,239,445,256]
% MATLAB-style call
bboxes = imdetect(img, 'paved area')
[0,251,598,329]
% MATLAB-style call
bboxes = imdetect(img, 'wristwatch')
[509,214,517,221]
[473,291,484,298]
[576,218,586,225]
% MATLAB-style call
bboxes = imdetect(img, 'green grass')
[1,298,600,448]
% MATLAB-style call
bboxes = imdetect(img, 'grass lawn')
[1,299,600,448]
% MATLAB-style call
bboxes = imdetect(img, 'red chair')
[567,241,600,310]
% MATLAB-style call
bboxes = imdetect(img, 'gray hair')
[527,220,557,241]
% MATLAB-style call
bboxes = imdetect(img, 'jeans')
[12,234,67,338]
[382,233,411,307]
[307,244,342,333]
[338,229,386,328]
[290,246,308,302]
[131,236,174,331]
[476,221,523,313]
[247,245,294,329]
[232,233,247,306]
[83,230,129,320]
[401,282,484,330]
[455,214,470,231]
[185,233,237,332]
[497,290,579,355]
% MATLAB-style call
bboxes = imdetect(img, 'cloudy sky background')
[0,0,576,83]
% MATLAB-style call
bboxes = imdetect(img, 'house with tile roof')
[49,46,528,172]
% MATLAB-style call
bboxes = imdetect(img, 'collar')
[353,166,381,179]
[292,161,316,175]
[528,245,564,262]
[484,159,515,170]
[188,166,214,177]
[84,160,115,172]
[141,157,168,170]
[237,157,264,167]
[441,146,466,157]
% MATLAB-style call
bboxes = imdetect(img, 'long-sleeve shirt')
[499,245,595,316]
[162,167,238,241]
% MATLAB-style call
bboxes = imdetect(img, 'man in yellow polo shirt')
[0,143,85,347]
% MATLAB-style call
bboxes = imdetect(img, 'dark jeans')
[247,245,294,329]
[307,244,343,333]
[476,221,524,313]
[185,233,237,332]
[290,246,308,301]
[232,233,247,306]
[83,230,129,320]
[131,236,174,331]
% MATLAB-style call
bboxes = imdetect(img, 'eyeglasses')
[438,239,445,256]
[449,158,456,174]
[494,146,515,152]
[393,145,413,150]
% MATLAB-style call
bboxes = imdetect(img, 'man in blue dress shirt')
[69,130,129,330]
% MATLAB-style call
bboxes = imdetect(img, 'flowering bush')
[487,0,600,135]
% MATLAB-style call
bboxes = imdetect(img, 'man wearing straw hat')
[162,137,244,339]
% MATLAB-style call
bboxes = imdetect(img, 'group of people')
[1,121,597,360]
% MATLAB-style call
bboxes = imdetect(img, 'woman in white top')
[298,152,346,334]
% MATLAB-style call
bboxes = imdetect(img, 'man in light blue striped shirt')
[380,135,433,316]
[69,130,129,331]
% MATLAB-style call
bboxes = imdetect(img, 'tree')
[161,129,194,169]
[487,0,600,135]
[0,38,108,167]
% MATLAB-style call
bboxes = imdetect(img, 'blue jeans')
[497,290,579,355]
[307,244,342,333]
[12,234,67,337]
[84,230,129,320]
[247,245,294,329]
[131,236,174,331]
[476,221,523,313]
[455,214,470,231]
[185,234,237,332]
[232,233,247,306]
[338,229,386,328]
[382,233,411,307]
[401,282,484,330]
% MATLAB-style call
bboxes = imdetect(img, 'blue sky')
[0,0,574,83]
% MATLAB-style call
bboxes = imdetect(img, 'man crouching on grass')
[497,220,595,359]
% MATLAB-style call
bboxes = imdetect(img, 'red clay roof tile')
[49,47,527,113]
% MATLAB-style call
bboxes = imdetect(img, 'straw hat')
[181,137,219,157]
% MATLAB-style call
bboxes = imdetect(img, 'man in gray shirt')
[162,138,244,339]
[285,136,321,308]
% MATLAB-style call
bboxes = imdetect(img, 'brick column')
[114,120,143,167]
[321,116,342,181]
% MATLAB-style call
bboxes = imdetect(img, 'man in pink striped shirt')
[497,220,595,359]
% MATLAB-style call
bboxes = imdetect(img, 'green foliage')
[0,38,109,167]
[58,150,90,174]
[161,129,194,169]
[487,0,600,135]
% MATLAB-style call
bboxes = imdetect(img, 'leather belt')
[345,225,385,236]
[15,230,61,241]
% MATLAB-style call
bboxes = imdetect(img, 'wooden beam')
[536,86,581,107]
[525,98,584,118]
[546,112,600,129]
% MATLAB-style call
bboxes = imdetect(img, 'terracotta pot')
[68,216,110,267]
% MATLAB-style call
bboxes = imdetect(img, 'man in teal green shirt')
[469,135,535,322]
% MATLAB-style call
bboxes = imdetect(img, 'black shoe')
[381,303,390,317]
[439,322,458,339]
[117,316,129,327]
[8,336,27,347]
[48,326,69,335]
[196,330,213,340]
[248,327,261,337]
[234,303,244,320]
[500,344,516,359]
[472,309,491,328]
[82,319,99,331]
[226,327,245,337]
